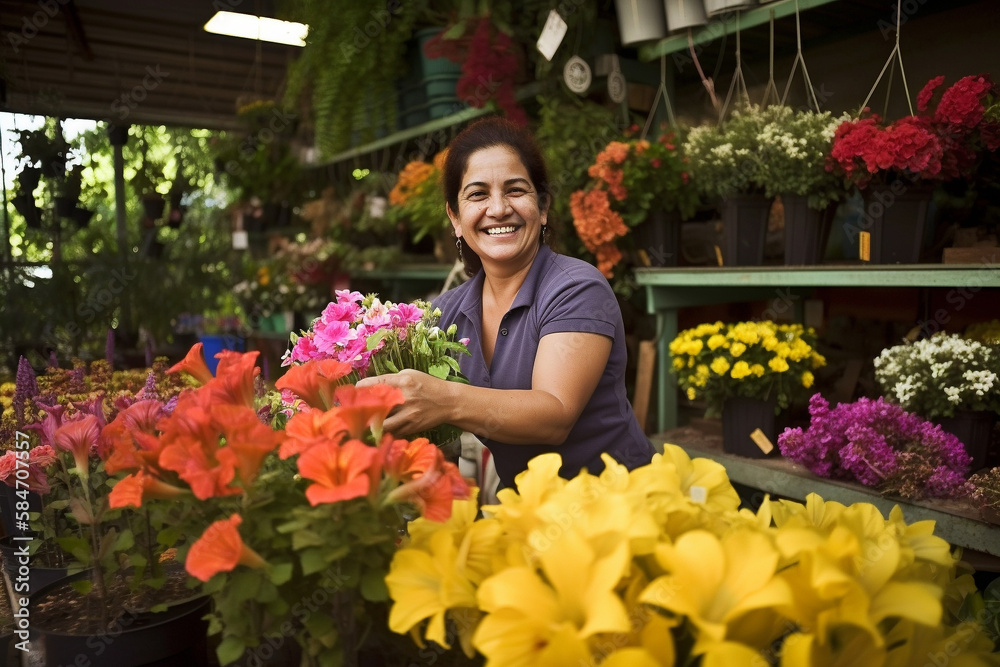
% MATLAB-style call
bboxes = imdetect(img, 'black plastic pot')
[29,569,211,666]
[721,396,779,459]
[142,194,167,220]
[11,194,41,229]
[0,535,68,596]
[54,195,77,219]
[17,166,41,194]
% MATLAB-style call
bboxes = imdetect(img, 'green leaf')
[217,637,246,666]
[428,361,449,380]
[304,612,336,643]
[157,526,182,547]
[229,571,262,602]
[360,569,388,602]
[300,548,327,576]
[268,563,293,586]
[276,518,311,534]
[366,328,392,350]
[57,536,91,564]
[324,544,351,562]
[291,529,325,550]
[114,529,135,552]
[71,579,93,595]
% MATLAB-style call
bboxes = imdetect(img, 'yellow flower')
[687,387,697,400]
[685,340,704,355]
[750,364,766,377]
[386,530,479,649]
[768,356,789,372]
[710,357,730,375]
[729,342,747,357]
[707,334,727,350]
[801,371,814,388]
[730,361,751,380]
[673,357,686,371]
[640,529,791,653]
[472,532,631,665]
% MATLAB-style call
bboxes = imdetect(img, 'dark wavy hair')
[442,116,552,276]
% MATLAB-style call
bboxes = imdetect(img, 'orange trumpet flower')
[186,514,267,582]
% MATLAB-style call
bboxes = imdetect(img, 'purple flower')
[778,394,971,500]
[13,356,38,425]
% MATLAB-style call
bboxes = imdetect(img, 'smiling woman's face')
[448,145,547,271]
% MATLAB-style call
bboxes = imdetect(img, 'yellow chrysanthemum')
[707,334,728,350]
[750,364,766,377]
[768,356,789,372]
[729,342,746,357]
[801,371,814,388]
[710,357,730,375]
[687,387,697,400]
[730,361,751,380]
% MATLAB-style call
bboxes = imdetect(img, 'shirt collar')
[456,245,553,318]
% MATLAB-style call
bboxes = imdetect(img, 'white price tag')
[536,10,568,61]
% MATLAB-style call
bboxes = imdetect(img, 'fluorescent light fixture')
[204,11,308,47]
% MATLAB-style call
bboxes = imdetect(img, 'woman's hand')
[356,370,452,437]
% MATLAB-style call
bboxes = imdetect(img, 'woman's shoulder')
[432,274,476,313]
[541,250,614,291]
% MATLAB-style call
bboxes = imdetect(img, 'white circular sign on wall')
[563,55,592,94]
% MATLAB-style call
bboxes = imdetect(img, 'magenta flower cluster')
[778,394,972,500]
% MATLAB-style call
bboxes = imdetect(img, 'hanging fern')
[284,0,426,158]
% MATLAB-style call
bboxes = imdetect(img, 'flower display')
[967,319,1000,345]
[917,73,1000,180]
[969,467,1000,516]
[778,394,971,500]
[385,446,997,665]
[282,290,470,447]
[570,126,698,277]
[682,105,773,200]
[669,320,826,415]
[103,344,471,665]
[232,245,333,324]
[387,149,450,244]
[874,333,1000,420]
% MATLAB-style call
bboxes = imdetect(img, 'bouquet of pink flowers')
[281,290,470,446]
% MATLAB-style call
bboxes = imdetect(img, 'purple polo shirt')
[433,246,654,488]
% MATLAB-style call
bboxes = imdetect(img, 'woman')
[359,117,654,488]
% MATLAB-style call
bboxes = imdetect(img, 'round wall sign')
[607,70,627,103]
[563,56,592,94]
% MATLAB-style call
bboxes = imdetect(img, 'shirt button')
[500,328,508,336]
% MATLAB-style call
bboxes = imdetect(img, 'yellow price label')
[750,428,774,455]
[859,231,871,262]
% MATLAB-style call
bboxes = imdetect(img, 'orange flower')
[54,414,101,477]
[108,469,188,509]
[380,436,440,483]
[389,161,436,206]
[432,148,449,171]
[297,439,379,506]
[333,384,405,439]
[209,350,260,408]
[102,400,168,474]
[212,404,284,488]
[168,343,214,385]
[186,515,267,582]
[275,359,353,411]
[385,459,469,522]
[281,408,349,459]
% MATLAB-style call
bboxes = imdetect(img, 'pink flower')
[285,334,321,366]
[459,337,470,347]
[388,303,424,330]
[321,300,360,324]
[917,75,945,112]
[335,289,364,305]
[362,298,391,330]
[313,319,357,356]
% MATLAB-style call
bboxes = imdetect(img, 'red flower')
[275,359,353,411]
[296,439,379,506]
[917,75,945,112]
[280,408,349,459]
[168,343,214,385]
[108,469,187,509]
[186,515,268,582]
[333,384,404,439]
[211,404,284,488]
[209,350,260,408]
[53,414,101,477]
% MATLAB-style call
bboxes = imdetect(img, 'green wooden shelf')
[638,0,842,61]
[351,263,454,281]
[636,263,1000,433]
[658,426,1000,561]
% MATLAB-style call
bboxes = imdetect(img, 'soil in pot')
[30,564,210,667]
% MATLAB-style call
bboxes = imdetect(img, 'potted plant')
[778,394,973,501]
[969,467,1000,523]
[874,332,1000,470]
[386,149,450,257]
[751,105,851,264]
[683,106,776,265]
[104,343,471,666]
[54,164,83,219]
[571,124,699,275]
[669,319,826,457]
[383,446,1000,665]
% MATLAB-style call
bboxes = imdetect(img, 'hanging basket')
[12,194,42,229]
[665,0,708,32]
[613,0,668,45]
[721,194,772,266]
[703,0,758,17]
[633,209,682,267]
[860,184,933,264]
[783,195,836,265]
